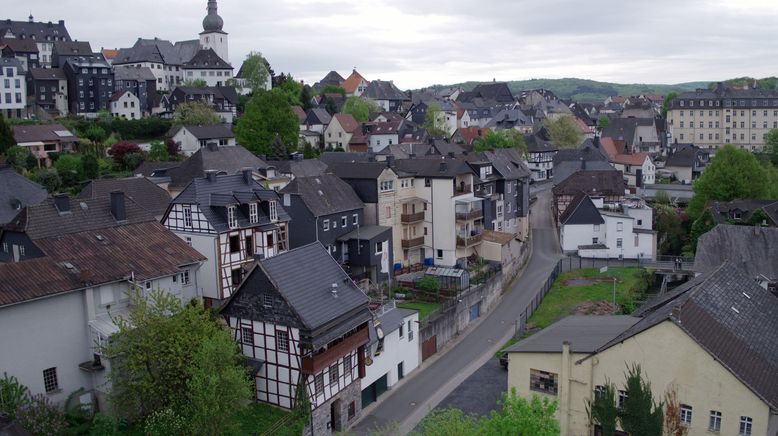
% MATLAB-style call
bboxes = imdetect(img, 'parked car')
[499,351,509,369]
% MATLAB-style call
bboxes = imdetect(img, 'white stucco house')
[109,90,141,120]
[559,194,656,260]
[361,303,420,408]
[166,124,235,156]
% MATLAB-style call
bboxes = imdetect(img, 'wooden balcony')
[300,327,369,374]
[456,209,483,221]
[456,234,483,248]
[401,212,425,224]
[454,184,472,196]
[401,236,425,249]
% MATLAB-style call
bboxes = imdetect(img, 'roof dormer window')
[269,200,278,223]
[227,206,238,228]
[249,202,258,224]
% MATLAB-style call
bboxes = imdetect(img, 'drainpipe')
[560,341,571,435]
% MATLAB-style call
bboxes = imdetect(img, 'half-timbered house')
[162,170,291,306]
[220,243,372,434]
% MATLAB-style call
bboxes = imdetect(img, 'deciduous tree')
[235,89,299,157]
[481,389,559,436]
[54,154,82,187]
[543,115,582,149]
[687,144,778,220]
[342,96,381,122]
[597,115,609,132]
[172,100,220,126]
[661,92,677,119]
[232,51,270,93]
[108,141,141,167]
[764,128,778,166]
[473,130,527,155]
[0,113,15,155]
[422,102,451,138]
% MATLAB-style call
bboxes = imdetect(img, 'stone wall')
[304,380,362,435]
[419,236,530,356]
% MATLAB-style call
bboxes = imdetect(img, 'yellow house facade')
[507,263,778,436]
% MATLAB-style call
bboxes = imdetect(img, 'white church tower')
[200,0,229,64]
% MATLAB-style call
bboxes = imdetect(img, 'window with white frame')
[329,363,339,386]
[353,214,358,225]
[323,219,330,231]
[709,410,721,432]
[617,222,623,232]
[680,404,692,426]
[618,390,628,407]
[43,367,59,393]
[269,200,278,222]
[227,206,238,228]
[276,330,289,352]
[739,416,752,436]
[314,374,324,395]
[182,269,190,285]
[183,206,192,227]
[249,203,258,223]
[616,238,623,248]
[379,180,394,192]
[341,216,347,227]
[593,224,600,232]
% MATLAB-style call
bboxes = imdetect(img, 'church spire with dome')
[202,0,224,33]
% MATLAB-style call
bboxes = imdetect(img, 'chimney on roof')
[206,142,218,152]
[439,162,448,172]
[54,193,70,214]
[110,191,126,222]
[448,152,455,158]
[241,168,253,185]
[293,153,303,162]
[386,155,395,168]
[28,14,33,23]
[580,157,586,170]
[205,170,218,182]
[58,20,64,26]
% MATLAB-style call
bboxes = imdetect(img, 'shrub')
[143,408,186,436]
[122,152,146,171]
[54,154,82,187]
[31,168,62,193]
[15,393,68,436]
[416,276,440,300]
[0,372,29,419]
[107,141,141,166]
[81,154,100,180]
[4,145,35,172]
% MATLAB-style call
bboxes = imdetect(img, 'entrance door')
[469,301,481,321]
[330,398,342,432]
[397,362,404,380]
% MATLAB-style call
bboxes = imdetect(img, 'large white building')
[1,57,26,118]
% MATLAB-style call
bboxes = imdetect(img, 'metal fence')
[518,259,564,329]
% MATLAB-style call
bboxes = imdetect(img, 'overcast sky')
[8,0,778,89]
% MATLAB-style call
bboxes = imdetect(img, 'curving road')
[351,186,562,435]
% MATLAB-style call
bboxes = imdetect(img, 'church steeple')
[202,0,224,33]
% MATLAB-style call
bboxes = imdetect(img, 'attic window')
[95,234,105,241]
[249,203,258,223]
[227,206,238,228]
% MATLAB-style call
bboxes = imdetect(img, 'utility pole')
[612,277,617,308]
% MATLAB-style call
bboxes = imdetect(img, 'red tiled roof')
[291,105,306,123]
[454,127,491,145]
[0,221,205,307]
[342,70,369,94]
[600,137,649,166]
[333,113,359,133]
[101,48,119,60]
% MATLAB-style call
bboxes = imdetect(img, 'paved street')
[351,186,561,435]
[433,358,506,418]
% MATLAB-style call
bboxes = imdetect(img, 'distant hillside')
[707,77,778,91]
[425,78,709,103]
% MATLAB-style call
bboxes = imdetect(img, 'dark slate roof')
[273,159,329,178]
[554,161,615,185]
[363,80,407,101]
[12,123,78,143]
[167,145,269,188]
[319,152,373,165]
[601,118,654,146]
[506,316,639,353]
[525,131,558,153]
[377,306,406,335]
[485,109,532,129]
[303,108,332,126]
[115,37,198,65]
[113,65,156,81]
[554,147,608,165]
[171,173,290,232]
[430,140,465,157]
[595,262,778,409]
[694,225,778,281]
[281,174,364,216]
[393,157,474,178]
[76,177,171,217]
[316,70,345,88]
[328,162,394,180]
[559,193,604,225]
[0,20,71,43]
[114,43,164,64]
[28,67,66,80]
[665,146,707,168]
[376,143,432,159]
[705,199,778,225]
[0,37,39,53]
[53,40,93,56]
[337,225,391,241]
[133,161,180,177]
[483,149,531,180]
[4,195,155,240]
[552,170,625,197]
[0,221,205,307]
[167,124,233,140]
[471,83,514,103]
[0,168,47,225]
[183,48,231,69]
[227,243,372,338]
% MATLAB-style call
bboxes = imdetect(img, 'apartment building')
[667,83,778,151]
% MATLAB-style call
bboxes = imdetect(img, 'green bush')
[0,372,29,419]
[416,276,440,300]
[31,168,62,193]
[54,154,82,187]
[15,393,67,436]
[144,408,186,436]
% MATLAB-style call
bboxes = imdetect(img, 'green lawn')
[397,302,441,320]
[528,267,647,330]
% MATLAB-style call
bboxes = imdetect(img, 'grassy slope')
[397,302,441,320]
[527,267,643,330]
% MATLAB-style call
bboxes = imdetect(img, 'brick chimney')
[110,191,126,222]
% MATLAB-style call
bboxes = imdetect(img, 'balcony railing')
[456,209,483,221]
[401,236,425,249]
[300,327,369,374]
[456,233,483,248]
[401,212,425,223]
